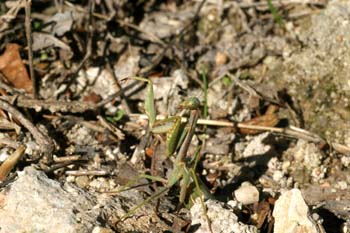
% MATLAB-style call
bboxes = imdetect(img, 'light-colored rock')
[285,140,326,183]
[75,175,90,189]
[92,226,114,233]
[66,124,96,147]
[191,199,258,233]
[292,140,323,170]
[243,132,272,158]
[234,182,259,205]
[273,189,319,233]
[0,166,100,233]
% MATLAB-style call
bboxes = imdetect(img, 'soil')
[0,0,349,233]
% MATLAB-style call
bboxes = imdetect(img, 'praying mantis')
[118,76,284,230]
[119,77,212,228]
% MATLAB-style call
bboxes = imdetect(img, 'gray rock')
[0,166,99,233]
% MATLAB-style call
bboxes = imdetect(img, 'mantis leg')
[118,186,169,222]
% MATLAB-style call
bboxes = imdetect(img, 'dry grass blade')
[25,0,36,98]
[0,145,26,182]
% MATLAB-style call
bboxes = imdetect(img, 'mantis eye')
[178,97,201,110]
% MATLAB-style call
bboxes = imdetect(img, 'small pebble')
[215,51,228,66]
[234,182,259,205]
[75,176,90,189]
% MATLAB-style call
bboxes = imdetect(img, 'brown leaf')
[253,201,271,229]
[83,92,102,103]
[0,44,33,93]
[239,113,279,135]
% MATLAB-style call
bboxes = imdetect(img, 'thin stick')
[0,95,95,113]
[116,19,166,47]
[105,58,132,114]
[65,170,109,176]
[56,0,94,98]
[25,0,37,98]
[0,99,53,160]
[0,145,26,182]
[131,113,326,144]
[237,0,326,8]
[96,80,140,107]
[118,187,169,222]
[53,155,82,163]
[0,138,21,149]
[97,115,125,140]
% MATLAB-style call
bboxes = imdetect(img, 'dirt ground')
[0,0,349,233]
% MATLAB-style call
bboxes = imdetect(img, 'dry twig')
[0,95,95,113]
[25,0,36,98]
[65,169,109,176]
[97,115,125,140]
[0,99,53,160]
[0,145,26,182]
[129,113,350,152]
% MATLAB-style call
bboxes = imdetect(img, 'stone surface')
[243,132,274,158]
[0,166,100,233]
[191,199,258,233]
[0,166,183,233]
[273,189,319,233]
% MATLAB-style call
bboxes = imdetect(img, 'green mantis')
[119,77,211,226]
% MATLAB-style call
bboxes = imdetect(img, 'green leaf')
[201,67,208,119]
[222,76,232,86]
[267,0,283,25]
[131,77,156,128]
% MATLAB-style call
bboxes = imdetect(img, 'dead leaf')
[253,201,271,229]
[32,32,72,57]
[48,11,73,36]
[0,44,33,93]
[239,113,279,135]
[83,92,102,103]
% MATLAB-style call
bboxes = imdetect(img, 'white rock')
[234,182,259,205]
[273,189,319,233]
[272,170,285,182]
[243,132,273,158]
[191,199,257,233]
